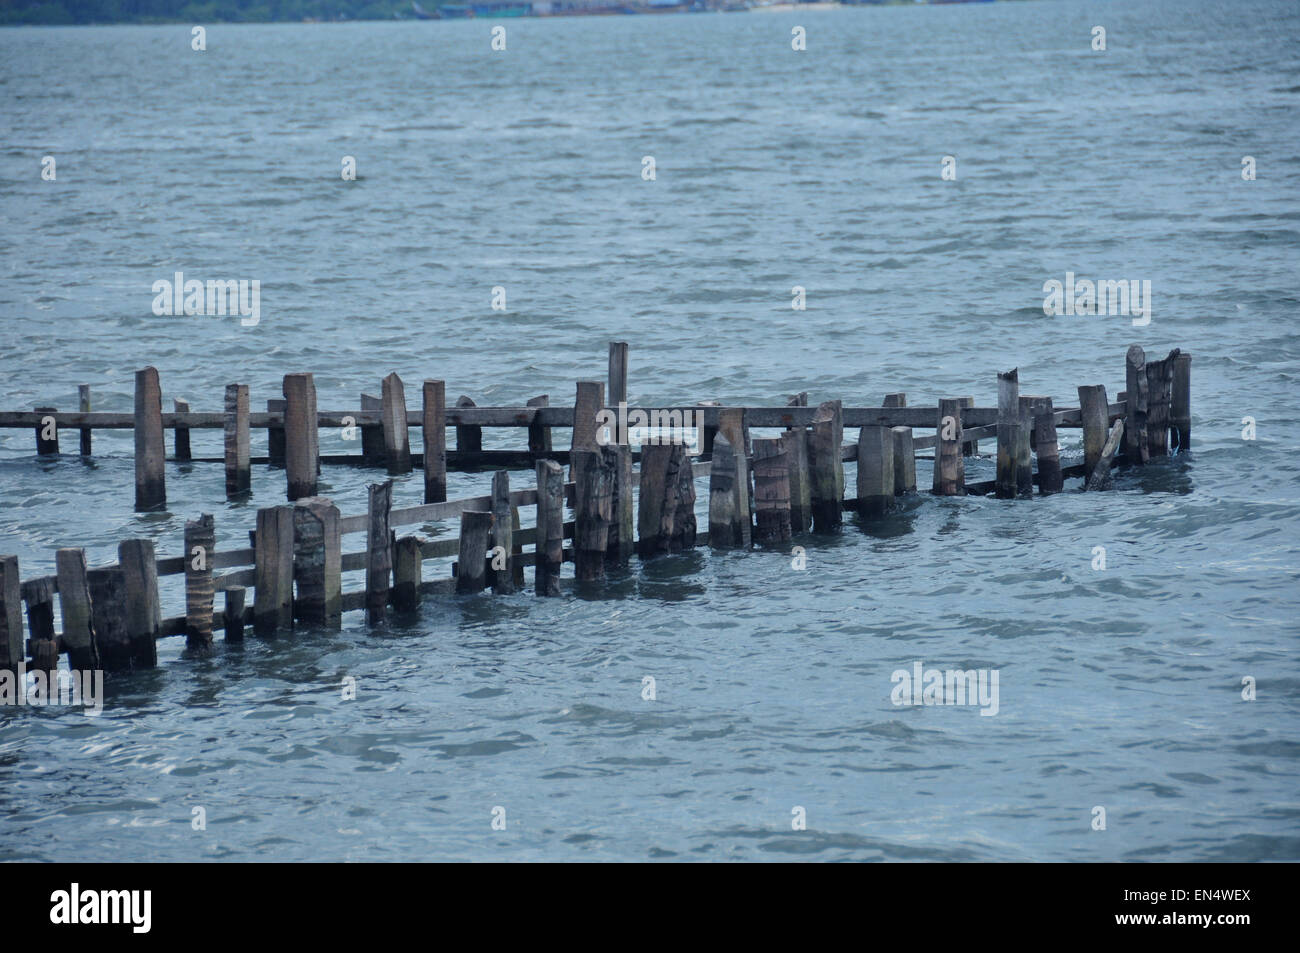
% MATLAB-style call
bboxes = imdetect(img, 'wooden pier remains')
[0,343,1190,675]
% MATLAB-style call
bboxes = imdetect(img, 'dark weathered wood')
[360,393,384,465]
[422,380,447,503]
[1085,420,1125,491]
[995,369,1019,499]
[572,449,615,581]
[1028,396,1063,495]
[293,497,341,625]
[266,398,286,468]
[933,398,965,496]
[699,400,720,456]
[183,514,216,650]
[891,426,916,494]
[86,566,131,671]
[752,437,792,543]
[1125,345,1149,464]
[808,400,844,530]
[1077,385,1110,483]
[637,443,692,557]
[0,556,23,673]
[608,341,629,406]
[134,366,166,510]
[1015,395,1035,497]
[34,405,59,455]
[672,445,697,552]
[958,396,978,456]
[490,470,516,593]
[456,395,482,453]
[173,398,192,461]
[534,460,564,596]
[366,481,393,622]
[118,539,160,667]
[223,586,246,642]
[1146,348,1180,458]
[78,384,92,456]
[716,409,752,538]
[393,536,422,611]
[283,372,319,500]
[21,577,57,666]
[381,372,412,474]
[609,445,635,565]
[882,393,906,408]
[456,511,493,594]
[856,425,894,515]
[783,427,811,534]
[1171,353,1191,453]
[55,548,100,671]
[224,384,251,498]
[526,394,551,453]
[254,505,294,634]
[708,433,745,548]
[569,381,604,477]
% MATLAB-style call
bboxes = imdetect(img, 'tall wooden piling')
[783,427,812,534]
[381,372,412,474]
[708,433,746,548]
[933,398,965,496]
[224,384,250,497]
[996,369,1019,499]
[534,460,564,596]
[1125,345,1149,464]
[891,426,916,494]
[856,425,894,516]
[570,381,604,476]
[1078,385,1110,484]
[0,556,22,673]
[609,444,635,565]
[184,514,216,650]
[118,539,160,668]
[573,449,615,581]
[1015,396,1034,497]
[174,399,192,461]
[457,511,493,594]
[527,395,551,453]
[283,373,319,501]
[78,384,92,456]
[21,578,57,678]
[224,586,246,642]
[422,380,447,503]
[86,566,131,671]
[253,505,294,635]
[808,400,844,530]
[1027,396,1062,495]
[716,409,752,537]
[752,437,792,543]
[293,497,341,626]
[393,537,422,612]
[267,398,286,468]
[1171,353,1191,452]
[491,470,516,593]
[637,443,692,557]
[366,481,393,622]
[55,548,100,671]
[959,396,978,456]
[360,393,384,465]
[456,395,482,453]
[1146,348,1180,458]
[134,366,166,511]
[608,341,629,407]
[34,406,59,455]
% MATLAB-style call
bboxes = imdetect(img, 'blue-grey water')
[1,0,1299,861]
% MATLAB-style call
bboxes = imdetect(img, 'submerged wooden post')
[254,505,294,635]
[608,341,629,407]
[457,511,493,594]
[381,372,412,474]
[393,537,422,612]
[0,557,23,674]
[1078,384,1110,484]
[807,400,844,530]
[751,437,792,543]
[118,539,160,668]
[134,366,166,510]
[1085,420,1125,491]
[266,398,286,468]
[527,394,551,453]
[996,369,1019,499]
[1125,345,1149,464]
[224,586,246,642]
[856,425,894,516]
[360,393,384,465]
[21,578,57,679]
[174,398,192,461]
[1015,396,1034,497]
[573,448,615,581]
[1028,396,1062,495]
[225,384,251,498]
[1146,348,1180,458]
[293,497,341,626]
[366,481,393,622]
[86,566,130,671]
[534,460,564,596]
[609,445,635,565]
[708,433,745,548]
[891,426,916,494]
[783,427,812,534]
[422,380,447,503]
[1171,353,1192,452]
[283,372,319,501]
[637,443,692,557]
[55,548,100,671]
[491,470,516,594]
[184,513,216,651]
[78,384,92,457]
[34,406,59,455]
[456,395,481,453]
[933,398,965,496]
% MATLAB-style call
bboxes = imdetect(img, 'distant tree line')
[0,0,416,25]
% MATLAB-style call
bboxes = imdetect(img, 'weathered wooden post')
[958,396,978,456]
[1015,396,1034,496]
[573,448,615,581]
[360,393,384,465]
[119,539,160,668]
[699,401,720,456]
[856,425,894,516]
[224,586,246,642]
[569,381,604,478]
[253,505,294,635]
[491,470,516,593]
[807,400,844,530]
[184,514,216,651]
[933,398,965,496]
[0,556,23,674]
[609,443,634,565]
[78,384,92,457]
[1171,353,1192,452]
[293,497,341,626]
[526,395,551,453]
[783,427,812,534]
[457,512,493,594]
[266,398,286,468]
[608,341,629,407]
[1125,345,1149,464]
[1077,385,1110,484]
[882,393,906,409]
[283,372,319,500]
[891,426,916,495]
[135,366,166,510]
[393,537,423,612]
[708,433,750,548]
[534,460,564,596]
[1146,348,1180,458]
[34,406,59,455]
[21,577,58,679]
[173,398,192,462]
[55,548,100,671]
[995,369,1018,499]
[366,481,393,622]
[422,380,447,503]
[381,372,412,474]
[1085,420,1125,491]
[86,566,131,671]
[1028,396,1063,494]
[752,437,792,543]
[716,408,752,536]
[225,384,250,498]
[637,443,692,557]
[456,395,482,453]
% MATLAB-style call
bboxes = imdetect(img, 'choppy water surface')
[1,0,1299,861]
